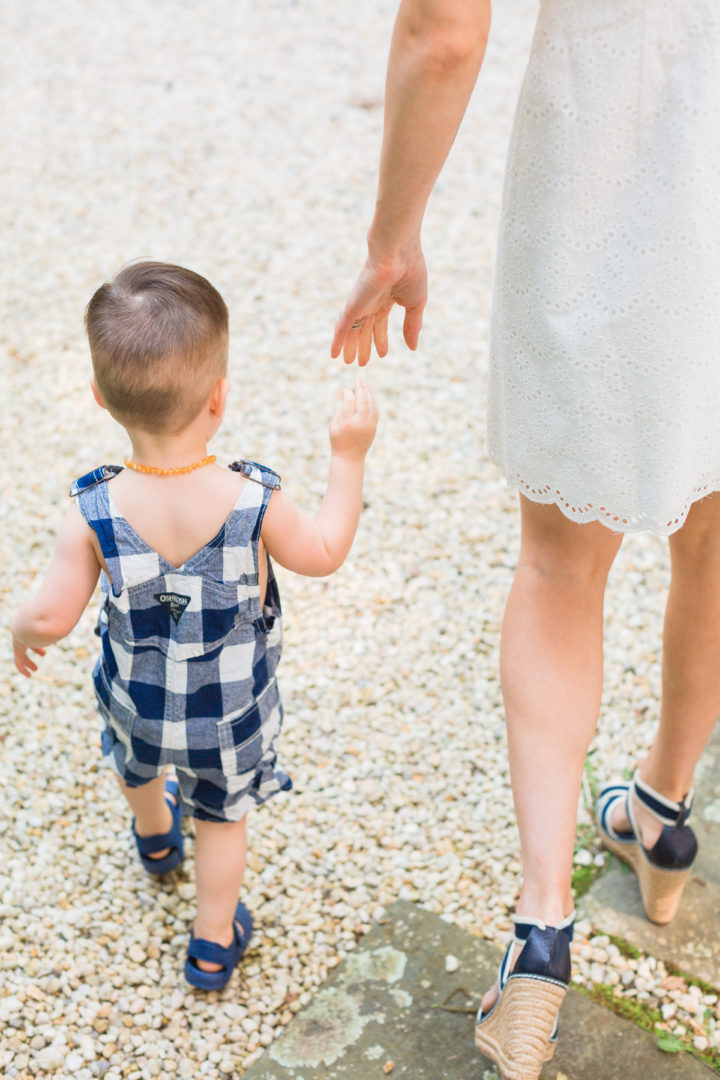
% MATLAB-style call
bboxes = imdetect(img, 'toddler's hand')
[12,634,45,678]
[329,380,378,461]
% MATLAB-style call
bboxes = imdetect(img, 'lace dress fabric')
[487,0,720,534]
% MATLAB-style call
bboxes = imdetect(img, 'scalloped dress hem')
[488,452,720,537]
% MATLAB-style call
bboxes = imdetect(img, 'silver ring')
[351,319,365,330]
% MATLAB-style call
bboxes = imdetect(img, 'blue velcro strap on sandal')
[132,777,184,875]
[185,903,253,991]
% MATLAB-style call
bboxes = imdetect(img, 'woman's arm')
[332,0,491,366]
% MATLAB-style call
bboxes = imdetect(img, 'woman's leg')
[192,817,248,972]
[612,495,720,845]
[482,496,622,1009]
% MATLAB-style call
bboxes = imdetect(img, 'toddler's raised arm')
[261,380,378,576]
[11,503,102,676]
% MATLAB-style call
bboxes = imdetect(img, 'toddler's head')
[86,261,229,435]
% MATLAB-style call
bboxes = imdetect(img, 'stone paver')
[581,871,720,988]
[582,724,720,987]
[243,900,708,1080]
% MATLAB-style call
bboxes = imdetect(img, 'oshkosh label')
[154,592,191,624]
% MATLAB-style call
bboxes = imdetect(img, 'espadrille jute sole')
[474,976,567,1080]
[601,833,691,924]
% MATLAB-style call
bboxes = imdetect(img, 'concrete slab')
[243,901,708,1080]
[582,722,720,987]
[581,869,720,988]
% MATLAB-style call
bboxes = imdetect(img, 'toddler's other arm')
[11,502,103,676]
[261,380,378,576]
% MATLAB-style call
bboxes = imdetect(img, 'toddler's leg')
[117,772,174,860]
[193,817,248,972]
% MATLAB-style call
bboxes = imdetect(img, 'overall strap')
[70,465,124,592]
[228,459,281,541]
[69,465,123,497]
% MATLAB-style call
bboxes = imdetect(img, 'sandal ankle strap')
[512,910,575,943]
[632,771,693,827]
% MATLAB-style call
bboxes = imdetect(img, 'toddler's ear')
[209,377,230,418]
[90,378,107,410]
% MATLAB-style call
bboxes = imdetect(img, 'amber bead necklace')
[124,454,216,476]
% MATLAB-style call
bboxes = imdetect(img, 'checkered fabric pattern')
[71,460,292,822]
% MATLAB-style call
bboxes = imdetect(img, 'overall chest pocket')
[216,679,283,775]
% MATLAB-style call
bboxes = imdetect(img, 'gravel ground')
[1,2,717,1077]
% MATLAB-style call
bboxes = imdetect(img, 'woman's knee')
[670,495,720,568]
[517,497,622,584]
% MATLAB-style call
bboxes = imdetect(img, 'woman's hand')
[331,246,428,367]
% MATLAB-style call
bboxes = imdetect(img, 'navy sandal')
[132,775,185,875]
[475,912,574,1080]
[596,770,697,924]
[185,902,254,990]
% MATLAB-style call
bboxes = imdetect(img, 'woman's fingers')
[403,302,425,350]
[343,329,360,366]
[339,311,385,366]
[373,306,391,358]
[334,248,427,363]
[332,310,365,361]
[357,319,374,367]
[331,309,353,359]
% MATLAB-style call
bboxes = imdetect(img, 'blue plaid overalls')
[71,460,292,822]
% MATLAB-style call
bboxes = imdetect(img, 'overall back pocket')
[216,680,283,776]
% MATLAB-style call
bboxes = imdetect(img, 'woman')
[332,2,720,1078]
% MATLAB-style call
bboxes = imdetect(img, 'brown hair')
[85,261,229,434]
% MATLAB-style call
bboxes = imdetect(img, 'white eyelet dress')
[487,0,720,534]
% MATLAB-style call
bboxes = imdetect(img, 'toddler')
[11,261,377,989]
